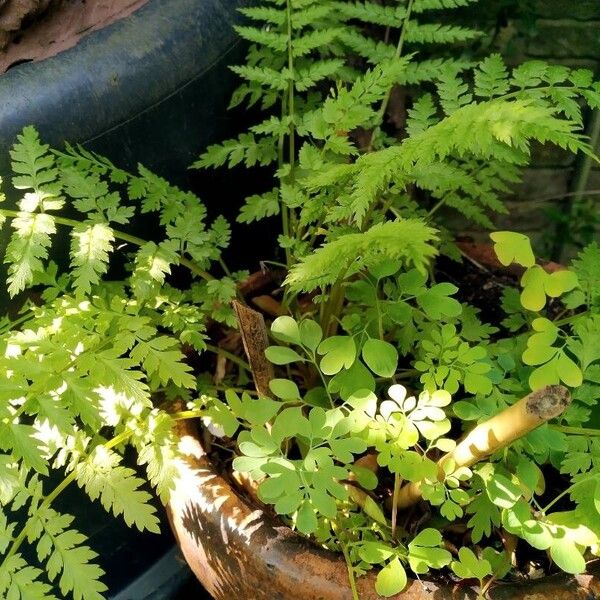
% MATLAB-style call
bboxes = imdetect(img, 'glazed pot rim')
[167,419,600,600]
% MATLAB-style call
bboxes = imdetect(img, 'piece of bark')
[0,0,148,71]
[232,300,274,398]
[237,269,284,297]
[214,353,227,385]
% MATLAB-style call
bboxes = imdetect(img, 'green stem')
[521,188,600,205]
[375,286,384,340]
[428,197,446,217]
[366,0,414,153]
[309,355,334,407]
[171,409,206,421]
[321,279,346,338]
[552,108,600,262]
[360,0,414,229]
[0,209,213,282]
[551,424,600,437]
[393,368,420,380]
[286,0,296,186]
[218,258,232,277]
[0,310,35,334]
[205,344,251,372]
[340,541,360,600]
[552,311,589,328]
[391,473,400,538]
[388,205,402,219]
[477,579,487,600]
[541,484,574,514]
[3,470,77,563]
[378,196,396,221]
[278,97,291,267]
[277,0,298,268]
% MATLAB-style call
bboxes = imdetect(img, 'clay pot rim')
[169,419,600,600]
[168,242,600,600]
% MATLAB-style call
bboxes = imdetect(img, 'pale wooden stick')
[396,385,571,510]
[232,299,274,398]
[231,300,276,501]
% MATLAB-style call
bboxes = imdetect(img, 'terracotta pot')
[167,419,600,600]
[167,244,600,599]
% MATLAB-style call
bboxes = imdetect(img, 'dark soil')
[436,252,516,327]
[437,245,566,328]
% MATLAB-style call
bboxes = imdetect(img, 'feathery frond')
[286,220,438,291]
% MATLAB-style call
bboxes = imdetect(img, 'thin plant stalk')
[340,541,360,600]
[391,473,401,538]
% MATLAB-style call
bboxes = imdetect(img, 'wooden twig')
[395,385,571,510]
[232,299,274,398]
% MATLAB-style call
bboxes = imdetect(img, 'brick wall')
[455,0,600,256]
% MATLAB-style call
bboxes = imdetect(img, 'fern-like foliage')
[285,219,438,291]
[75,447,160,533]
[194,0,483,241]
[0,555,58,600]
[31,508,106,600]
[0,471,107,600]
[1,127,238,332]
[10,126,61,197]
[0,129,229,599]
[304,56,599,228]
[70,223,114,296]
[196,0,600,268]
[135,411,181,504]
[5,210,56,297]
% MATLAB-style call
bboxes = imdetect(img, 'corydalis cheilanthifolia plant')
[0,127,245,599]
[0,0,598,599]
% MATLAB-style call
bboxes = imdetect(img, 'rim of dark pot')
[0,0,249,178]
[167,243,600,600]
[0,0,250,309]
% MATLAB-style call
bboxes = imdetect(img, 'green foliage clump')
[0,127,236,598]
[188,0,600,596]
[0,0,599,598]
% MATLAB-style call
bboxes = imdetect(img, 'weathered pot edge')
[167,419,600,600]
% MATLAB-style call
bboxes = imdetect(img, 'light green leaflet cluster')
[208,230,600,596]
[0,128,240,599]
